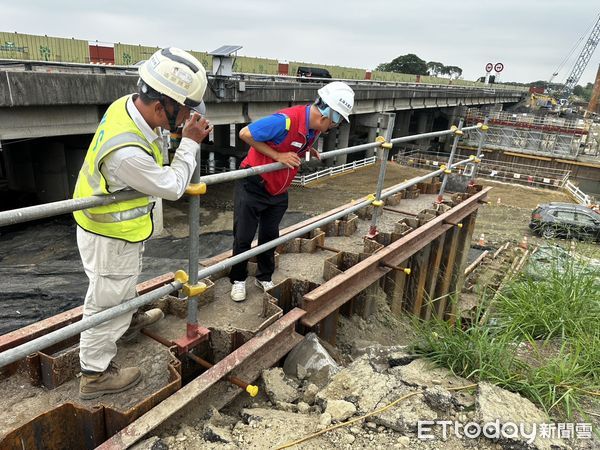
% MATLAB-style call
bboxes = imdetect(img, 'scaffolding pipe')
[0,126,480,228]
[0,156,471,369]
[437,119,464,203]
[368,114,395,236]
[469,117,489,184]
[186,143,202,338]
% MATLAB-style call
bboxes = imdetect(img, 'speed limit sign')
[494,62,504,73]
[485,63,493,73]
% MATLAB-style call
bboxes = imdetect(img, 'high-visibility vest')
[73,95,164,242]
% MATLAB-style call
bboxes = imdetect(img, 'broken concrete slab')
[325,399,357,422]
[476,382,566,450]
[237,407,327,449]
[316,357,396,414]
[371,385,437,434]
[261,367,299,404]
[390,358,472,390]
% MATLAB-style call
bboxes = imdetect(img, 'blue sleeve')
[248,113,288,144]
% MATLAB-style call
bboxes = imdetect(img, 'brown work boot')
[121,308,165,343]
[79,362,142,400]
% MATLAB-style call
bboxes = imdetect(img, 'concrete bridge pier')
[212,124,231,150]
[416,111,434,149]
[323,129,337,167]
[336,122,350,165]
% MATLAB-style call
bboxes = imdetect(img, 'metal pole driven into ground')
[179,142,209,349]
[367,114,395,238]
[436,118,464,203]
[0,156,473,369]
[469,117,489,185]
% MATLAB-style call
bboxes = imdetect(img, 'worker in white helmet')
[230,81,355,301]
[73,47,213,399]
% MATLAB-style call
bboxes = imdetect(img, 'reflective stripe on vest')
[82,204,153,224]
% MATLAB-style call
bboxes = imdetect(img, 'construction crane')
[561,13,600,99]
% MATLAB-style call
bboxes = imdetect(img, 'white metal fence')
[564,180,593,206]
[292,156,377,186]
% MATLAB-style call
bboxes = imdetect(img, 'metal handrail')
[0,122,483,368]
[0,126,480,227]
[0,154,475,368]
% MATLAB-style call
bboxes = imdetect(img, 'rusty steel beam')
[301,188,491,327]
[98,308,305,450]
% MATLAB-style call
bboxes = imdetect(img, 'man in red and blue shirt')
[230,81,355,301]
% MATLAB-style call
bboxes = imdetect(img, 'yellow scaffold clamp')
[185,182,207,196]
[450,125,464,136]
[375,135,393,150]
[372,199,384,207]
[403,268,411,275]
[174,270,207,297]
[366,193,376,202]
[477,122,489,132]
[469,155,482,163]
[440,164,451,174]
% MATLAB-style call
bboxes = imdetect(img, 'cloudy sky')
[2,0,599,85]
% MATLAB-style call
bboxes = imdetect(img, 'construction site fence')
[292,156,377,186]
[564,180,594,206]
[0,123,481,367]
[394,150,570,190]
[465,108,589,133]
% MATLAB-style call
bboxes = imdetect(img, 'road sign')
[494,62,504,73]
[485,63,493,73]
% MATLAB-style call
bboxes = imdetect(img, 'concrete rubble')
[153,343,585,450]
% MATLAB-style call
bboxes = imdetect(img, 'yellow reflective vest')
[73,95,164,242]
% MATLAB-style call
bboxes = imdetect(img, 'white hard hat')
[317,81,355,122]
[139,47,208,113]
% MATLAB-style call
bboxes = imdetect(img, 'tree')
[426,61,444,76]
[376,54,428,75]
[445,65,463,79]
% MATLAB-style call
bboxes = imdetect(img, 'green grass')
[412,252,600,420]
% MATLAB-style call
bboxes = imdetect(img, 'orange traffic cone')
[478,233,485,246]
[519,236,528,250]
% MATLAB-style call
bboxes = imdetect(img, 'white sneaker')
[255,279,275,292]
[230,281,246,302]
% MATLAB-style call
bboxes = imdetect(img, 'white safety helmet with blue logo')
[138,47,207,114]
[316,81,355,123]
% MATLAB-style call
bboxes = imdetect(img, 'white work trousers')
[77,226,143,373]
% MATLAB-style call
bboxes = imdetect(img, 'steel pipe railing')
[0,154,473,369]
[0,126,480,228]
[437,119,464,203]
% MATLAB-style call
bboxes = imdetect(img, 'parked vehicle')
[296,66,332,81]
[529,202,600,241]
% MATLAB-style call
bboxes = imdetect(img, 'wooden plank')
[385,265,408,317]
[446,212,478,323]
[433,226,461,319]
[404,244,431,317]
[423,235,446,320]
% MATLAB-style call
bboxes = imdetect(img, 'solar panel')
[209,45,242,56]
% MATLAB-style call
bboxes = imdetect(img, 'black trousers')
[229,176,288,283]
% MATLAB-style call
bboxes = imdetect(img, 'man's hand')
[182,112,213,143]
[309,147,321,160]
[275,152,301,168]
